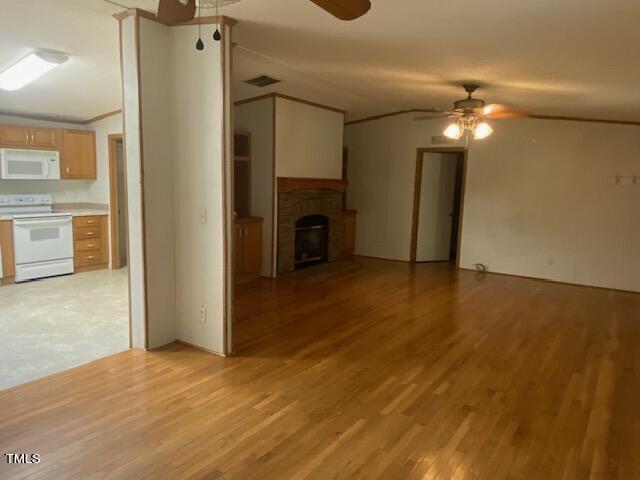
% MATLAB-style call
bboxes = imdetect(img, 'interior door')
[415,153,458,262]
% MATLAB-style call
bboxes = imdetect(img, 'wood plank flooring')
[1,257,639,479]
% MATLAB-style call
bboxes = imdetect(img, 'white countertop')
[53,208,109,217]
[0,209,108,221]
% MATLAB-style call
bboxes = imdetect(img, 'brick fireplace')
[277,178,347,274]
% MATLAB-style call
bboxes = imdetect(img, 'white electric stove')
[0,194,74,282]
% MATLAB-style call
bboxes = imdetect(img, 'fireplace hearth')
[295,215,328,269]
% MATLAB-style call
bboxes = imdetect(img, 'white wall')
[345,114,640,292]
[234,98,274,277]
[88,113,123,203]
[275,97,343,179]
[171,22,231,354]
[138,18,176,348]
[0,114,119,204]
[121,17,232,353]
[120,15,146,349]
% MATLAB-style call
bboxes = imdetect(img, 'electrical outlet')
[199,305,207,323]
[200,208,207,224]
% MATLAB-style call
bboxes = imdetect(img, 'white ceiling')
[0,0,123,122]
[2,0,639,122]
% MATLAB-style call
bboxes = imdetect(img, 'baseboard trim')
[459,267,640,295]
[353,254,410,263]
[176,339,227,357]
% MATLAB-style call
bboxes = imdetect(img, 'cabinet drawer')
[74,226,101,240]
[75,251,104,267]
[75,238,102,253]
[74,216,102,228]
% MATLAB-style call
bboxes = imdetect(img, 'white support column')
[118,11,234,354]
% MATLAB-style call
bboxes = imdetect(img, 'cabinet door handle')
[25,132,29,142]
[86,220,95,224]
[31,132,35,143]
[87,256,95,260]
[88,244,95,248]
[66,166,70,174]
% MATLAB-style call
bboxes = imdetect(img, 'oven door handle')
[14,218,71,228]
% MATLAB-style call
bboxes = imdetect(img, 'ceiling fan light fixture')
[474,122,493,140]
[443,122,462,140]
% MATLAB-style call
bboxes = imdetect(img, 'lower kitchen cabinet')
[234,216,262,283]
[73,216,109,270]
[0,220,15,284]
[342,210,357,259]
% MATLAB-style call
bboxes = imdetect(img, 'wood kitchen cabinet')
[0,123,59,149]
[0,220,15,285]
[62,130,97,179]
[342,210,357,259]
[234,216,262,283]
[73,215,109,270]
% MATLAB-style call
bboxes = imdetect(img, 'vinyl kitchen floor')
[0,268,129,390]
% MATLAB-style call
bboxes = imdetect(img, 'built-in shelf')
[233,132,251,218]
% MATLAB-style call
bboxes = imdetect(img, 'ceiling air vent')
[244,75,280,88]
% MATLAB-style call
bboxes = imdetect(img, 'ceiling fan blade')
[482,104,529,119]
[157,0,196,24]
[309,0,371,20]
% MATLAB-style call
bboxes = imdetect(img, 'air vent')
[431,135,455,145]
[244,75,280,88]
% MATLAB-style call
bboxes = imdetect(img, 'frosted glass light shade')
[443,123,462,140]
[474,122,493,139]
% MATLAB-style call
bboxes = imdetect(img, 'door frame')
[108,134,125,269]
[410,147,468,267]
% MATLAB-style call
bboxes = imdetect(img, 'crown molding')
[344,109,441,125]
[0,109,122,126]
[234,92,346,114]
[113,8,237,27]
[84,109,122,125]
[0,111,86,125]
[527,114,640,126]
[345,108,640,127]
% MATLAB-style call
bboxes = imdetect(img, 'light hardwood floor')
[1,258,638,479]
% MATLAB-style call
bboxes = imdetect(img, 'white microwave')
[0,148,61,180]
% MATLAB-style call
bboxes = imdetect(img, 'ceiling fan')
[156,0,372,24]
[416,84,529,141]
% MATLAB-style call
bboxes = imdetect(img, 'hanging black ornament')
[213,28,221,41]
[196,38,204,50]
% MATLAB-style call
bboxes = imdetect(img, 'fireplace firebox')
[295,215,329,269]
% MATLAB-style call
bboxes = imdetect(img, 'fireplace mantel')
[277,177,348,194]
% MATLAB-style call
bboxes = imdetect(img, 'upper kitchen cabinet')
[30,127,60,148]
[0,124,60,149]
[61,129,96,179]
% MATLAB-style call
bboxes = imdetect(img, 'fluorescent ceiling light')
[0,51,68,91]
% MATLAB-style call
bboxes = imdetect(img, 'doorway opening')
[410,148,467,266]
[109,134,128,270]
